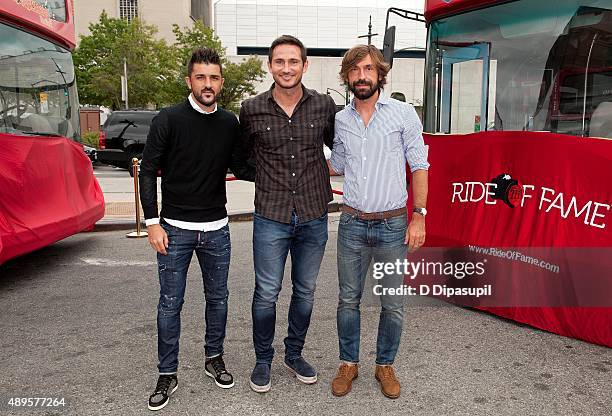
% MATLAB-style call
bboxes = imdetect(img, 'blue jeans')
[336,212,407,365]
[252,211,328,364]
[156,222,231,374]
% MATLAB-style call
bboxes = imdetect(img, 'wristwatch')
[413,207,427,217]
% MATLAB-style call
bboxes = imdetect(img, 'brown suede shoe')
[375,365,400,399]
[331,363,358,397]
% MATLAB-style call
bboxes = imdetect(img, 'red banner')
[0,134,105,264]
[419,131,612,347]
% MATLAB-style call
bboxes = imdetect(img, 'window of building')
[119,0,139,22]
[191,0,211,26]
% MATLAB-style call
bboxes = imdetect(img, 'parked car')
[82,144,97,163]
[96,110,158,176]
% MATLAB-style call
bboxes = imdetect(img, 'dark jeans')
[251,211,328,364]
[156,222,231,374]
[336,212,407,365]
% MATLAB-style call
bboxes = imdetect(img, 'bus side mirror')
[383,26,396,69]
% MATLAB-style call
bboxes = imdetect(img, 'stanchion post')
[126,157,148,238]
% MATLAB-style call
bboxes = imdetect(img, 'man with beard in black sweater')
[140,48,254,411]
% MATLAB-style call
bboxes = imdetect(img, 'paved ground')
[1,216,610,416]
[93,164,345,227]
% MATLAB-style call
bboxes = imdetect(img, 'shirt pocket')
[380,126,406,191]
[254,120,285,151]
[338,134,362,173]
[381,126,404,161]
[298,117,326,144]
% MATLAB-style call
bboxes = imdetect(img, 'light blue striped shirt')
[330,91,429,213]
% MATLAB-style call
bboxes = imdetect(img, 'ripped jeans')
[156,221,231,374]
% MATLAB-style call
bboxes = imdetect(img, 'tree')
[73,11,177,109]
[74,15,264,112]
[171,21,265,113]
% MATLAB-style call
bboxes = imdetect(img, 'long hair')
[339,44,390,87]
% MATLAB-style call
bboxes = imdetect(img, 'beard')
[193,88,217,107]
[349,79,380,100]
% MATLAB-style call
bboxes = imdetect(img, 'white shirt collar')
[188,94,217,114]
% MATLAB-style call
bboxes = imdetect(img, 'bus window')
[0,22,79,139]
[424,0,612,138]
[435,42,495,134]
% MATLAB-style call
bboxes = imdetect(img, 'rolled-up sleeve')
[329,118,346,174]
[402,105,430,173]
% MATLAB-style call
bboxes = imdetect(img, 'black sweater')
[139,100,255,222]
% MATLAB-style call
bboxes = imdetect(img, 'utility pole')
[358,15,378,45]
[121,58,129,109]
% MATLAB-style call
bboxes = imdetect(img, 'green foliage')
[81,130,99,148]
[170,21,265,113]
[74,15,265,112]
[73,11,177,110]
[218,56,267,113]
[172,20,224,71]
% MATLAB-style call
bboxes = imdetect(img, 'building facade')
[215,0,426,55]
[215,0,427,107]
[73,0,427,108]
[73,0,212,44]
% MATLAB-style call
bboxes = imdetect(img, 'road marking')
[81,258,156,266]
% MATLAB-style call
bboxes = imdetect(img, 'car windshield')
[424,0,612,137]
[0,21,79,140]
[105,113,156,136]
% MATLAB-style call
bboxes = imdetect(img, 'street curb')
[90,202,344,232]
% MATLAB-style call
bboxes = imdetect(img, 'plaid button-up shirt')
[240,85,336,223]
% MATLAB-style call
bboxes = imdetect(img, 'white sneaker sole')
[147,383,178,411]
[205,369,235,389]
[249,378,271,393]
[284,362,318,384]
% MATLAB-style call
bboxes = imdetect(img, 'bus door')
[437,42,491,134]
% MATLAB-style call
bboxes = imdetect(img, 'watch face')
[414,207,427,216]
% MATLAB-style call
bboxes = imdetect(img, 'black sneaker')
[205,355,235,389]
[148,374,178,411]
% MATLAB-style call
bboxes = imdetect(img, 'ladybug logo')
[490,173,523,208]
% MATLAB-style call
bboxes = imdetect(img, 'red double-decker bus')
[387,0,611,347]
[0,0,104,264]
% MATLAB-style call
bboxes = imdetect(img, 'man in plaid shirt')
[240,35,336,393]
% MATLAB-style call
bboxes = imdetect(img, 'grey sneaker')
[148,374,178,411]
[249,363,271,393]
[284,356,317,384]
[205,355,234,389]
